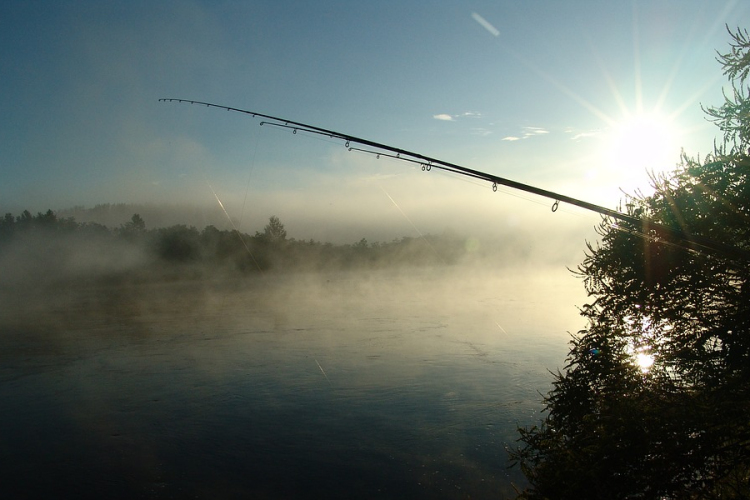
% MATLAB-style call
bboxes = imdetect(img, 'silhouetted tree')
[34,209,57,228]
[118,213,146,241]
[262,215,287,243]
[16,210,33,230]
[0,213,15,241]
[511,27,750,499]
[124,213,146,232]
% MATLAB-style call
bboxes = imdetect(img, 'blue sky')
[2,0,749,243]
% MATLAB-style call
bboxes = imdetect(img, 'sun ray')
[484,21,615,127]
[652,14,705,114]
[585,3,745,186]
[667,73,725,123]
[631,2,644,116]
[588,41,629,120]
[477,1,747,199]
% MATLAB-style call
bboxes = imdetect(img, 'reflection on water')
[0,267,585,499]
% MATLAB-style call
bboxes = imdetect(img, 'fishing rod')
[159,98,750,263]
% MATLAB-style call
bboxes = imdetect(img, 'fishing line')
[354,141,593,228]
[493,183,597,221]
[207,181,264,273]
[377,184,446,264]
[378,185,423,238]
[259,121,338,152]
[159,98,750,263]
[239,118,264,231]
[315,358,332,386]
[373,149,595,225]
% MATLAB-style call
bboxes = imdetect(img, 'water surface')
[0,267,585,499]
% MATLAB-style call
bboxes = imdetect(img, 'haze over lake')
[0,264,586,499]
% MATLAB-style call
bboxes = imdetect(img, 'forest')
[0,209,477,288]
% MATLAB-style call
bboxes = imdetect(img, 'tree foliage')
[118,213,146,240]
[262,215,287,243]
[511,27,750,499]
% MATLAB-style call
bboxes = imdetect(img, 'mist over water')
[0,258,585,499]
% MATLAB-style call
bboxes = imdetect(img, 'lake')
[0,266,586,499]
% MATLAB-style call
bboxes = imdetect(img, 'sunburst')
[604,111,680,179]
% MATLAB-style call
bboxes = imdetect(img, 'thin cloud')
[471,128,492,137]
[570,130,600,141]
[433,112,481,122]
[523,126,549,137]
[472,12,499,37]
[502,126,550,142]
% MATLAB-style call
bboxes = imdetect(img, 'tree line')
[0,210,468,278]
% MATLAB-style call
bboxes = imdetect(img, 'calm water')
[0,267,585,499]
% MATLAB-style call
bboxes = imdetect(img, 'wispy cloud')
[471,128,492,137]
[523,126,549,137]
[472,12,499,37]
[566,129,601,141]
[433,112,481,122]
[501,126,550,142]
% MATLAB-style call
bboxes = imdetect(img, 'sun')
[583,107,686,199]
[605,111,681,181]
[635,351,655,372]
